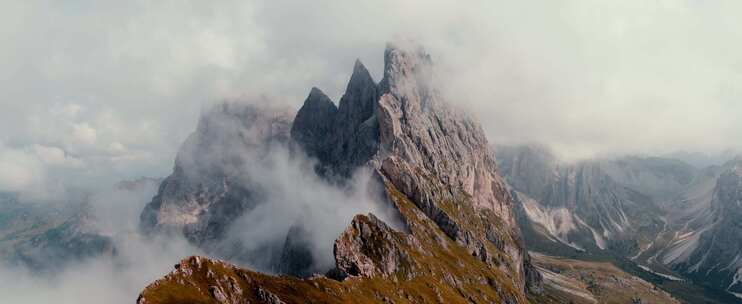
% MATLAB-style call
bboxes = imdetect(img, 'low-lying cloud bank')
[0,181,202,304]
[2,1,742,192]
[0,234,199,304]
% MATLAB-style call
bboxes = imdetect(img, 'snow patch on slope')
[575,216,607,250]
[521,194,584,250]
[728,266,742,291]
[637,265,684,282]
[661,226,708,265]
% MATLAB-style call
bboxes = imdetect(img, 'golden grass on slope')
[528,252,681,304]
[138,181,530,304]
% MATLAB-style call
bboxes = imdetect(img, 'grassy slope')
[139,181,528,304]
[519,211,741,304]
[528,253,680,304]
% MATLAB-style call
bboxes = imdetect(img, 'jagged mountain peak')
[381,41,434,98]
[139,44,540,304]
[383,41,433,68]
[306,86,335,106]
[290,88,338,160]
[347,58,375,90]
[337,58,378,120]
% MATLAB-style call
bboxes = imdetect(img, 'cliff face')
[138,43,540,303]
[139,103,294,257]
[500,145,742,299]
[498,146,664,254]
[666,161,742,294]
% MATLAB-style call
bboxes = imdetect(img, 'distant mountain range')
[0,177,161,273]
[497,144,742,302]
[0,192,110,272]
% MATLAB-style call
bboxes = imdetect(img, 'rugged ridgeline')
[496,145,670,254]
[138,44,542,303]
[498,145,742,301]
[686,161,742,295]
[641,159,742,296]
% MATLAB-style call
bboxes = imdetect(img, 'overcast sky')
[1,1,741,195]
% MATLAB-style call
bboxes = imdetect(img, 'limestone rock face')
[378,45,529,286]
[139,103,293,248]
[498,145,665,254]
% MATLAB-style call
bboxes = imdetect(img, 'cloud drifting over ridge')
[1,1,742,190]
[0,2,741,303]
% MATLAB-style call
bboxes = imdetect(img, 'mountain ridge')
[137,43,541,303]
[499,144,742,302]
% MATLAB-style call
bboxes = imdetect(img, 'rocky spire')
[290,87,337,160]
[336,59,377,125]
[380,42,434,104]
[326,59,381,176]
[345,59,376,95]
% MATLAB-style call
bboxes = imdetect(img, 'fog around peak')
[3,1,742,198]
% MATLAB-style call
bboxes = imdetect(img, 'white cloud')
[33,144,83,168]
[0,145,44,193]
[3,1,740,168]
[71,123,97,145]
[0,0,738,194]
[108,142,126,155]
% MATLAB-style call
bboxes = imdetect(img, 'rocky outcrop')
[333,213,413,278]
